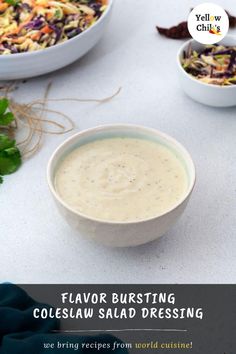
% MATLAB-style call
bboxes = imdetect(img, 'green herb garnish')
[0,98,15,126]
[55,9,61,18]
[5,0,19,6]
[0,98,22,184]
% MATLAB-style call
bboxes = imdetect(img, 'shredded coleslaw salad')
[182,44,236,86]
[0,0,107,54]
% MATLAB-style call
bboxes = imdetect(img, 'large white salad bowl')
[0,0,113,80]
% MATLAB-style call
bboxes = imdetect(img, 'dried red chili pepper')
[156,22,191,39]
[226,10,236,28]
[156,9,236,40]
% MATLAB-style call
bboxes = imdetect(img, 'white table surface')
[1,0,236,284]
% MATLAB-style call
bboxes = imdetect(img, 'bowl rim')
[177,34,236,90]
[47,123,196,225]
[0,0,113,60]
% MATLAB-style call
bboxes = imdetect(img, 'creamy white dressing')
[55,137,188,222]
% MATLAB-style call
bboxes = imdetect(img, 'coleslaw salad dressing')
[55,137,189,222]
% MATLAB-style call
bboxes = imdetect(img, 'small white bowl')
[47,124,196,247]
[177,35,236,107]
[0,0,113,80]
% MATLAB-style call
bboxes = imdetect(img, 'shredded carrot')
[0,3,8,11]
[86,14,93,22]
[46,12,54,20]
[41,25,53,34]
[31,32,42,41]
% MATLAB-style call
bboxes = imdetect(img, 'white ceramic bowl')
[0,1,113,80]
[47,124,196,247]
[177,35,236,107]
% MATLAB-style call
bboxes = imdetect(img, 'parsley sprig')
[0,98,22,184]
